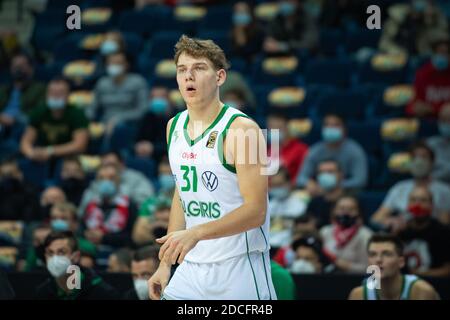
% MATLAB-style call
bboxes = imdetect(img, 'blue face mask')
[269,186,290,200]
[431,54,449,71]
[322,127,343,143]
[279,1,296,16]
[150,97,169,115]
[159,174,175,191]
[317,172,338,191]
[51,219,70,231]
[100,40,119,56]
[233,12,252,26]
[47,97,66,110]
[98,180,117,198]
[438,122,450,138]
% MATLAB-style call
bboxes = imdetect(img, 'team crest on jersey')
[206,131,218,148]
[201,171,218,192]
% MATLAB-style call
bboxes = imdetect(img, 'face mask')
[410,157,431,178]
[133,279,149,300]
[233,12,252,26]
[322,127,343,143]
[11,68,29,82]
[317,173,337,191]
[47,255,72,278]
[61,177,84,191]
[98,180,117,198]
[412,0,427,12]
[107,64,124,77]
[100,40,119,56]
[279,1,296,16]
[335,214,358,229]
[438,123,450,138]
[149,97,169,115]
[159,174,175,191]
[47,97,66,110]
[51,219,70,232]
[290,259,316,274]
[408,203,432,218]
[431,54,449,71]
[269,186,290,200]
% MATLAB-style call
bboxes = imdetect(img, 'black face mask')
[11,68,29,82]
[335,214,358,229]
[0,176,22,192]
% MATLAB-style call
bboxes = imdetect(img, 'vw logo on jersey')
[201,171,219,192]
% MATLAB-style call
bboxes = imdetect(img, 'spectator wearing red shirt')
[267,112,308,184]
[407,38,450,118]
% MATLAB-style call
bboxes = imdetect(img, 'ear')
[217,69,227,87]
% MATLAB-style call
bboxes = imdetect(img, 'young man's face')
[50,207,76,232]
[45,238,77,263]
[367,242,404,279]
[176,53,225,108]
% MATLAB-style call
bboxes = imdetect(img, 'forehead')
[336,197,357,207]
[47,238,70,251]
[369,242,396,253]
[177,53,213,68]
[99,166,117,177]
[318,161,338,171]
[297,246,317,257]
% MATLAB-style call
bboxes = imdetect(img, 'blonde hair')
[174,34,230,71]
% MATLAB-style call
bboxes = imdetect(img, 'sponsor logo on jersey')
[201,171,218,191]
[183,200,221,218]
[206,130,218,148]
[181,152,197,160]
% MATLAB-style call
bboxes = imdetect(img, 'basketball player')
[148,35,276,300]
[348,234,439,300]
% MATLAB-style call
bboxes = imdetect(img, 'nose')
[185,68,194,81]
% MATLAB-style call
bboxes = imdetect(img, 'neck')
[380,273,403,300]
[414,176,431,185]
[113,74,126,84]
[187,99,223,131]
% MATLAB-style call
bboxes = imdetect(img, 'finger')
[162,243,176,264]
[177,245,192,264]
[170,244,183,265]
[156,234,169,244]
[158,238,172,260]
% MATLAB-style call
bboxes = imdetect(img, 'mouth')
[186,84,196,93]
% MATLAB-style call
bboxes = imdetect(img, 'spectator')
[107,247,133,273]
[58,156,88,206]
[379,0,448,56]
[222,88,252,116]
[123,245,159,300]
[134,86,174,162]
[220,71,256,111]
[99,31,126,57]
[79,151,155,214]
[320,195,373,273]
[427,104,450,183]
[88,51,148,135]
[306,159,345,228]
[39,186,67,220]
[133,200,170,246]
[270,260,296,300]
[264,0,319,54]
[35,231,119,299]
[0,157,40,221]
[22,224,51,272]
[0,52,46,131]
[229,2,265,62]
[19,77,89,165]
[82,164,137,248]
[268,167,307,248]
[290,235,326,274]
[348,233,440,300]
[372,142,450,231]
[406,38,450,118]
[297,114,368,194]
[267,112,308,184]
[398,186,450,277]
[319,0,368,30]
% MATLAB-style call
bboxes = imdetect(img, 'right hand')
[148,263,171,300]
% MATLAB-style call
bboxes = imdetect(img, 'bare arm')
[371,206,393,225]
[415,263,450,278]
[20,126,37,158]
[52,129,89,157]
[411,280,440,300]
[348,286,364,300]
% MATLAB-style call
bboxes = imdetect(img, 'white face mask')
[47,255,72,278]
[290,259,316,274]
[133,279,149,300]
[107,64,124,77]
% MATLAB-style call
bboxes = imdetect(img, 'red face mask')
[408,204,432,218]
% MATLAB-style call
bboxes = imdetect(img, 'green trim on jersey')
[406,278,419,300]
[167,112,182,150]
[261,252,272,300]
[246,232,261,300]
[183,105,229,146]
[217,113,251,173]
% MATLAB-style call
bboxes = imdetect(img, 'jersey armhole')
[167,112,182,150]
[217,114,251,174]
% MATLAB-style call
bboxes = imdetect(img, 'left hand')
[156,228,201,265]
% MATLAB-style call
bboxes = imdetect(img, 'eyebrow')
[177,62,208,68]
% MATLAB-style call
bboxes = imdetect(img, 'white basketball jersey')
[167,105,270,263]
[364,274,419,300]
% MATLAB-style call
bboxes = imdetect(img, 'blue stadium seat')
[125,157,156,181]
[198,5,233,31]
[119,8,170,38]
[123,32,144,59]
[147,31,185,59]
[53,33,86,62]
[355,59,409,85]
[108,122,138,154]
[196,30,231,55]
[358,191,386,222]
[310,89,368,121]
[304,58,352,88]
[319,29,345,57]
[347,120,382,156]
[34,62,64,82]
[18,159,50,190]
[344,28,382,53]
[31,11,67,53]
